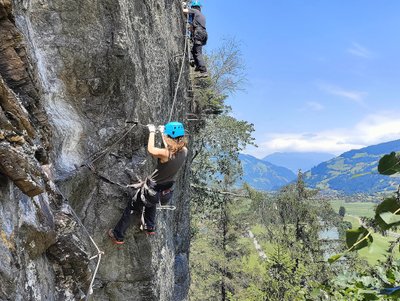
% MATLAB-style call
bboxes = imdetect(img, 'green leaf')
[386,269,396,285]
[378,152,400,175]
[375,197,400,230]
[359,291,379,300]
[380,212,400,226]
[346,227,373,251]
[361,276,376,287]
[328,253,344,264]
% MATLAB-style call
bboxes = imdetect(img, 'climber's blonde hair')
[164,135,187,157]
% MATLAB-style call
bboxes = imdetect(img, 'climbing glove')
[147,124,156,133]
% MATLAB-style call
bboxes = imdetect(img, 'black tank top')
[151,148,188,185]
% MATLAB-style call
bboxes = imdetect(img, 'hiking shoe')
[143,226,156,235]
[194,67,207,72]
[195,71,208,78]
[108,229,124,245]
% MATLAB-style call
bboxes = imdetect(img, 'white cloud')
[347,42,374,59]
[319,83,367,104]
[247,112,400,158]
[304,101,324,111]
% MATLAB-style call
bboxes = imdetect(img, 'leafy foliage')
[378,152,400,175]
[375,197,400,230]
[328,150,400,261]
[193,38,247,113]
[206,38,247,96]
[323,260,400,300]
[189,37,257,301]
[345,227,373,251]
[190,115,255,214]
[325,150,400,298]
[229,176,339,300]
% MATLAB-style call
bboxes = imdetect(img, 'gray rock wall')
[0,0,192,300]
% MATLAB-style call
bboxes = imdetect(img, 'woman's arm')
[147,131,169,162]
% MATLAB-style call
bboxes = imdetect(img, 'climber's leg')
[110,193,143,243]
[143,205,157,235]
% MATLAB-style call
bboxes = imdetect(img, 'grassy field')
[344,215,396,265]
[330,199,376,218]
[332,198,400,266]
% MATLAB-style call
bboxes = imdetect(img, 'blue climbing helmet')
[191,0,202,7]
[164,122,185,138]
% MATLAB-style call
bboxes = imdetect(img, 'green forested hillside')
[239,154,296,191]
[304,139,400,194]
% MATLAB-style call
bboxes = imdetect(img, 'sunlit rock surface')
[0,0,192,300]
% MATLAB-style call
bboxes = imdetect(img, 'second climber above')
[108,122,188,244]
[183,1,208,75]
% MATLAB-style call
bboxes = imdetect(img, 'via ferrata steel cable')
[168,10,190,122]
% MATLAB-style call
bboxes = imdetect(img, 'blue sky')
[201,1,400,158]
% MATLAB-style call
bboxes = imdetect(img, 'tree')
[206,38,247,96]
[339,206,346,218]
[192,38,247,114]
[189,38,255,301]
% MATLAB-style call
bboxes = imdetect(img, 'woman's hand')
[147,124,156,133]
[157,125,165,133]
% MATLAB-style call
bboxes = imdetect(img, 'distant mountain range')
[238,154,296,191]
[304,139,400,194]
[240,140,400,194]
[263,152,335,173]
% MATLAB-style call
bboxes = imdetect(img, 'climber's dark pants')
[113,182,174,240]
[192,28,208,72]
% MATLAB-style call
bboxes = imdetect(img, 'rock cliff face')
[0,0,192,300]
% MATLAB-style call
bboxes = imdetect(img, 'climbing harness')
[128,173,177,211]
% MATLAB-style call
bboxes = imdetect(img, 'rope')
[84,123,138,167]
[190,183,250,198]
[68,204,104,300]
[168,11,190,122]
[84,163,128,189]
[53,187,104,301]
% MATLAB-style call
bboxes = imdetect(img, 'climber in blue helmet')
[108,122,188,243]
[191,0,202,7]
[182,1,208,76]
